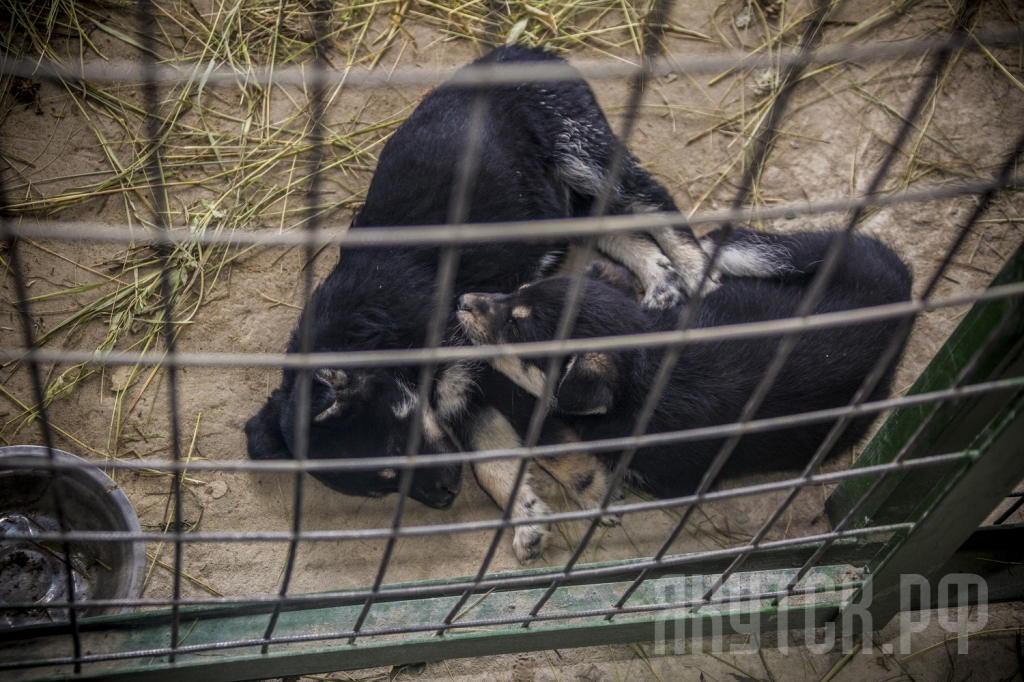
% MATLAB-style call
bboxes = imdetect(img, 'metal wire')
[2,3,1023,675]
[3,29,1021,89]
[685,127,1024,617]
[1,373,1021,481]
[348,80,491,644]
[135,0,187,661]
[775,283,1024,605]
[431,0,687,636]
[0,453,974,561]
[5,278,1024,374]
[6,174,1020,250]
[994,496,1024,524]
[604,21,965,621]
[520,0,836,626]
[0,135,83,677]
[0,577,869,673]
[257,0,331,655]
[658,102,1024,612]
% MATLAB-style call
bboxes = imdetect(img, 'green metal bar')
[822,243,1024,637]
[4,524,1022,682]
[1,564,853,682]
[6,226,1023,682]
[825,243,1024,530]
[0,536,884,644]
[835,388,1024,635]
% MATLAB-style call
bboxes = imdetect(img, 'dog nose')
[459,293,488,313]
[436,473,462,508]
[436,488,457,509]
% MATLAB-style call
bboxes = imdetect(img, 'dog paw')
[640,259,686,309]
[513,496,552,564]
[641,280,683,309]
[514,522,551,564]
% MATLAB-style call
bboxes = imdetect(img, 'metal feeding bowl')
[0,446,145,627]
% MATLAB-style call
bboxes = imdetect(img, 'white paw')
[513,523,551,564]
[641,278,684,309]
[513,497,551,564]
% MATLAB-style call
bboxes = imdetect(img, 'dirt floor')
[2,0,1024,679]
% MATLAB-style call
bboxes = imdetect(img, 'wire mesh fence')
[1,0,1023,679]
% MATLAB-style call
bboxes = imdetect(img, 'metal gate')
[1,0,1023,679]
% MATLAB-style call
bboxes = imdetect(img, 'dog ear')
[245,388,290,460]
[555,353,616,415]
[308,374,339,420]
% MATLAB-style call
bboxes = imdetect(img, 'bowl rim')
[0,445,146,616]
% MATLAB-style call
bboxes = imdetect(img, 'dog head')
[245,257,472,510]
[245,364,468,509]
[456,262,646,417]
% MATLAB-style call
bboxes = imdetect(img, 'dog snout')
[434,483,459,509]
[411,465,463,509]
[458,293,489,314]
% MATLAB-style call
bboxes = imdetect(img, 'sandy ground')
[2,0,1024,679]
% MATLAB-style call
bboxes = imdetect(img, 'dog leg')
[596,233,684,309]
[535,421,620,525]
[469,408,551,564]
[535,452,621,526]
[650,228,719,296]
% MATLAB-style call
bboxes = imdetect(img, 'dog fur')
[457,229,914,556]
[245,45,708,554]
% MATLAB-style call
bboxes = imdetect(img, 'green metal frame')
[3,246,1023,681]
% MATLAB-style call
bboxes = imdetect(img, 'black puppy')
[457,229,913,520]
[245,45,709,534]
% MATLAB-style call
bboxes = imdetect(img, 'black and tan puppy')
[245,45,712,560]
[457,229,913,521]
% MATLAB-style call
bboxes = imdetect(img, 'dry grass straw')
[672,0,1022,228]
[0,0,716,455]
[2,1,1023,566]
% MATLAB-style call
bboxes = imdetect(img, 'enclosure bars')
[432,0,549,634]
[2,384,1022,545]
[1,9,1024,680]
[1,522,1021,675]
[592,0,841,622]
[722,38,1022,617]
[2,270,1024,667]
[349,65,493,645]
[773,129,1024,597]
[0,132,82,673]
[6,30,1023,91]
[1,258,1009,674]
[0,485,989,614]
[135,0,189,663]
[435,0,683,636]
[3,259,1024,371]
[682,58,1024,618]
[258,0,332,656]
[830,323,1024,634]
[611,3,985,620]
[0,292,1019,573]
[521,0,834,624]
[2,353,1022,487]
[367,0,1012,650]
[995,491,1024,524]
